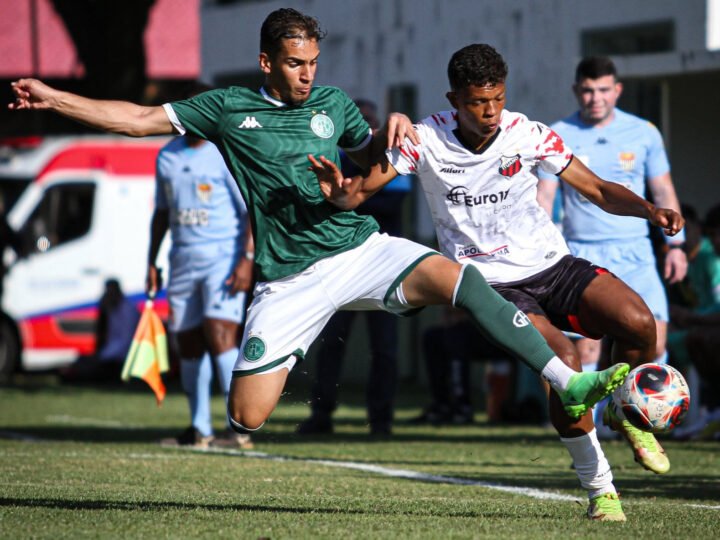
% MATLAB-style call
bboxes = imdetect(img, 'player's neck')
[456,125,500,153]
[579,109,616,128]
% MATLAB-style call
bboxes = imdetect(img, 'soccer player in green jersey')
[9,8,627,450]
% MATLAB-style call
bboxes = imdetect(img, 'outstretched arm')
[648,172,688,283]
[308,154,398,210]
[559,157,684,236]
[9,78,173,137]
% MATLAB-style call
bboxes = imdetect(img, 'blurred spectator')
[297,100,411,437]
[60,278,139,383]
[666,204,720,439]
[409,308,545,426]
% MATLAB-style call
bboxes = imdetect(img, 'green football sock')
[453,265,555,373]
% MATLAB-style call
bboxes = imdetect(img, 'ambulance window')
[19,182,95,255]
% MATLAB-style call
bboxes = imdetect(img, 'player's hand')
[382,113,419,149]
[226,257,253,295]
[146,264,162,298]
[664,245,688,284]
[8,79,58,111]
[308,154,362,209]
[649,207,685,237]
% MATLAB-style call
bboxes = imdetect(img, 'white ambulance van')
[0,136,171,375]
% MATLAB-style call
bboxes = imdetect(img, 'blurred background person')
[60,278,139,383]
[667,203,720,440]
[148,83,254,449]
[537,56,687,451]
[409,308,532,426]
[297,99,411,437]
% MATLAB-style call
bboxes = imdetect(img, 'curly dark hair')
[447,44,508,91]
[260,8,326,59]
[575,56,618,82]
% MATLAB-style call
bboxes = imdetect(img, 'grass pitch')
[0,375,718,539]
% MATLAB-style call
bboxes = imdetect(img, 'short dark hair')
[260,8,326,59]
[447,44,508,91]
[575,56,618,82]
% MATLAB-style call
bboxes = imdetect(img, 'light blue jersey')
[156,138,249,331]
[542,109,670,242]
[155,138,247,248]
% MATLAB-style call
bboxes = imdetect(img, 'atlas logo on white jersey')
[239,116,263,129]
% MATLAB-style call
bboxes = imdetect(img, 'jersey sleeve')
[535,123,574,176]
[644,122,671,179]
[164,89,227,140]
[386,124,424,175]
[337,91,372,151]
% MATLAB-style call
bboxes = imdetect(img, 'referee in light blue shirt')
[147,85,254,449]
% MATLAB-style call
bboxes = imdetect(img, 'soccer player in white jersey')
[10,10,630,515]
[308,44,685,521]
[537,57,686,474]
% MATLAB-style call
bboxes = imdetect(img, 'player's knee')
[630,308,657,347]
[228,401,267,431]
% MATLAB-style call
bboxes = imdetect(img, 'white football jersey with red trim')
[389,109,573,284]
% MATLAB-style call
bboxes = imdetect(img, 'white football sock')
[541,356,576,392]
[561,428,616,498]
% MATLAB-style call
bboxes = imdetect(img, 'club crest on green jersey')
[243,336,266,362]
[310,111,334,139]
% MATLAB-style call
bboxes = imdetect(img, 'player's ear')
[446,91,457,109]
[615,81,623,98]
[259,52,272,75]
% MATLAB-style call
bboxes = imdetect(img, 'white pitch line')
[180,447,581,502]
[2,430,718,511]
[45,414,143,429]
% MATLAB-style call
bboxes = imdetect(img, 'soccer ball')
[613,363,690,433]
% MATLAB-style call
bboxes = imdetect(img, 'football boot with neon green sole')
[559,363,630,419]
[604,402,670,474]
[587,492,626,522]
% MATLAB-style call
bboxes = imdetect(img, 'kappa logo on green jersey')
[243,336,267,362]
[310,111,335,139]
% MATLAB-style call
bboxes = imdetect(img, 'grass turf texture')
[1,375,718,539]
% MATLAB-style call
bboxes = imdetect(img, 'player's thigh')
[203,317,240,355]
[577,272,655,341]
[401,254,462,305]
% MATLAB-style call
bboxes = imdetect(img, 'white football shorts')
[233,232,437,376]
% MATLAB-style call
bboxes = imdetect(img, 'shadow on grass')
[0,495,539,520]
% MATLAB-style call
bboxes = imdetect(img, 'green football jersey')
[168,85,379,281]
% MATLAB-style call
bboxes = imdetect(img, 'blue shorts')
[568,237,668,322]
[167,242,247,332]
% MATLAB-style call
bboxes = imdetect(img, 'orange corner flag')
[121,300,169,405]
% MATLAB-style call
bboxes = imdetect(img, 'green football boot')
[559,363,630,419]
[604,402,670,474]
[587,492,626,522]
